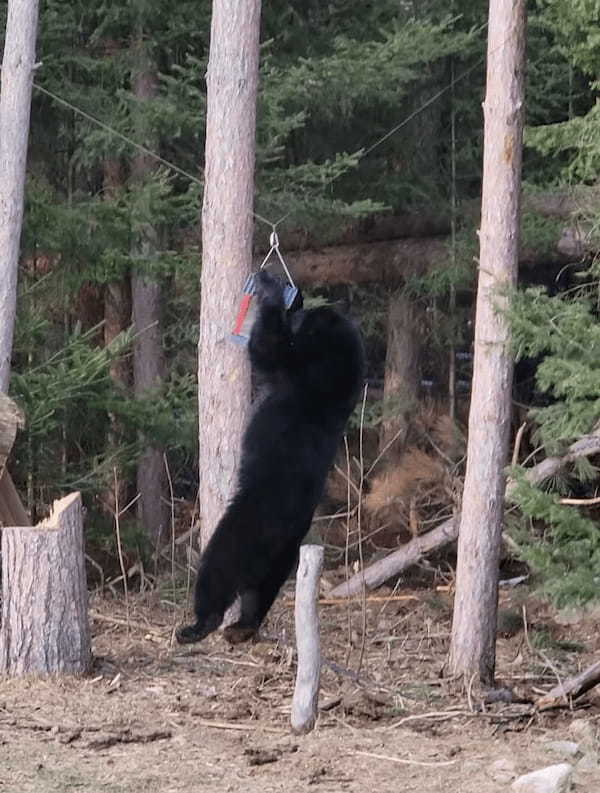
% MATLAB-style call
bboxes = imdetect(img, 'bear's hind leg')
[223,589,260,644]
[223,543,301,644]
[176,553,238,645]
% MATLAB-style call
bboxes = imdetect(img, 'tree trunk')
[0,393,29,526]
[291,544,323,734]
[103,158,131,519]
[131,40,167,544]
[0,0,40,392]
[198,0,261,546]
[380,291,421,456]
[0,492,91,676]
[448,0,526,687]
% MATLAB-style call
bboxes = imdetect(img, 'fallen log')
[256,186,600,253]
[506,428,600,498]
[330,517,458,598]
[330,427,600,598]
[282,232,581,287]
[536,660,600,710]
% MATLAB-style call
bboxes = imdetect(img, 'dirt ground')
[1,580,599,793]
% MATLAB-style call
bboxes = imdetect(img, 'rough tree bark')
[0,0,40,391]
[0,492,91,676]
[380,292,421,456]
[448,0,526,687]
[131,37,168,543]
[198,0,261,546]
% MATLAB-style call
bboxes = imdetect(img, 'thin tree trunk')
[0,0,40,392]
[448,0,526,687]
[131,40,167,544]
[198,0,261,546]
[103,159,131,518]
[380,292,421,457]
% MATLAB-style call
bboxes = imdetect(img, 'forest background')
[2,0,599,607]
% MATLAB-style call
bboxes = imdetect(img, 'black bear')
[176,270,364,645]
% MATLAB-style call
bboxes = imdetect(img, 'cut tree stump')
[291,544,323,734]
[0,491,91,676]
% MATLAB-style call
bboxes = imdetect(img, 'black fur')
[176,271,364,645]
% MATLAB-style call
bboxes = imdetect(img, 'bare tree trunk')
[103,159,131,519]
[131,40,167,544]
[0,0,40,392]
[380,292,421,456]
[448,0,526,687]
[198,0,261,546]
[0,492,91,676]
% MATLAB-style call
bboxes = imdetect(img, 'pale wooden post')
[291,544,323,734]
[1,492,91,676]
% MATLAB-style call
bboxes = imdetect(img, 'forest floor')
[0,576,599,793]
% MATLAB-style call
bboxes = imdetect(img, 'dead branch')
[86,729,172,750]
[329,517,458,598]
[558,495,600,506]
[353,749,456,768]
[536,660,600,711]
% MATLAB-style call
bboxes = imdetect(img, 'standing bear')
[177,270,364,645]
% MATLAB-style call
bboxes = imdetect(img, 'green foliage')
[509,472,600,606]
[509,279,600,605]
[520,211,562,258]
[511,286,600,449]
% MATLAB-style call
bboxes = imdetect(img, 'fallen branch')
[331,428,600,598]
[330,518,458,598]
[283,594,419,606]
[89,609,165,639]
[352,750,456,768]
[505,428,600,498]
[188,718,284,735]
[558,495,600,506]
[86,729,172,750]
[536,660,600,711]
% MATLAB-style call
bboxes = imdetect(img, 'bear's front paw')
[253,270,285,307]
